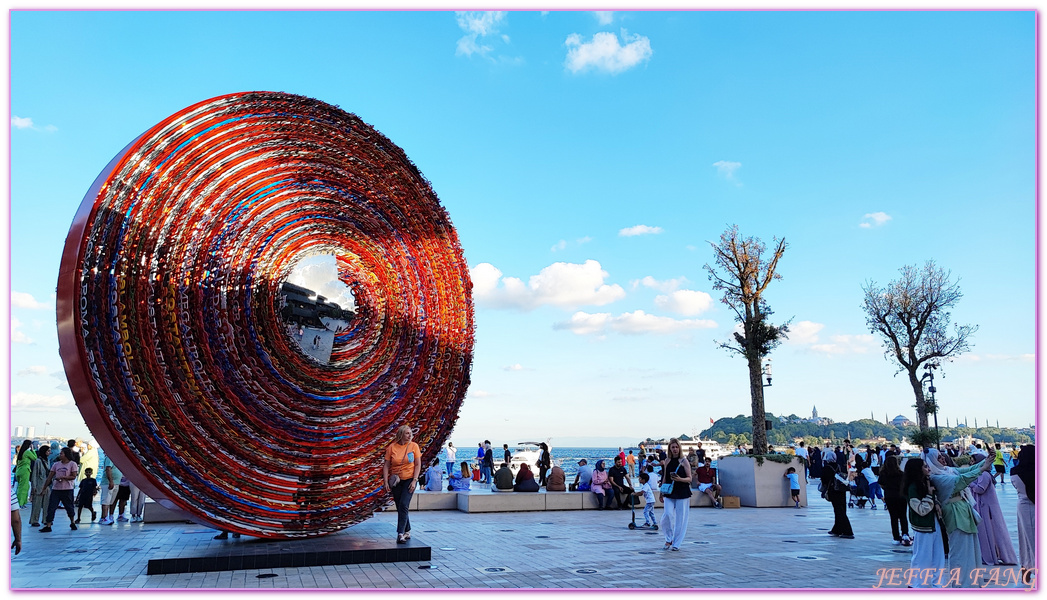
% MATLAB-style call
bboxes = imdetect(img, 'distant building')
[891,415,914,428]
[26,427,35,439]
[803,405,832,426]
[14,426,23,437]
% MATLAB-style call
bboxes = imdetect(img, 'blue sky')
[8,10,1035,446]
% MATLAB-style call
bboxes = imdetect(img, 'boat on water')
[508,440,551,474]
[642,439,728,460]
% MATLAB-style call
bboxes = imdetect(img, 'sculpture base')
[146,522,430,575]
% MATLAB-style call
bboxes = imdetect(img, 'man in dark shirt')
[482,442,494,484]
[493,463,514,491]
[66,440,81,466]
[608,456,634,510]
[695,442,707,464]
[503,444,511,464]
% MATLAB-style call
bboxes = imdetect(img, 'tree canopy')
[862,261,977,430]
[704,225,789,454]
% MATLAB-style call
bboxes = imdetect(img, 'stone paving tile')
[9,482,1033,590]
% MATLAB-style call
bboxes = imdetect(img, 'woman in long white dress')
[924,447,994,588]
[1009,445,1035,580]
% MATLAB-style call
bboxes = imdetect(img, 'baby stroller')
[848,473,871,509]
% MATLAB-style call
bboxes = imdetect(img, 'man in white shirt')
[795,442,809,481]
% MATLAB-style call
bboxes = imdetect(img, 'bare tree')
[862,261,977,431]
[704,225,789,455]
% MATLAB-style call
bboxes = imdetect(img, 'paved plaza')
[11,481,1032,590]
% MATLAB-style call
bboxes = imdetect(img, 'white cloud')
[619,224,663,237]
[11,116,56,132]
[503,364,525,371]
[11,291,49,309]
[654,290,714,316]
[471,260,626,311]
[632,276,688,293]
[455,11,507,57]
[713,160,742,180]
[552,236,593,252]
[860,212,892,228]
[554,310,716,336]
[11,391,73,411]
[285,254,356,311]
[785,320,825,345]
[565,29,652,75]
[16,366,49,377]
[593,11,614,24]
[783,321,874,354]
[809,334,877,355]
[11,318,32,344]
[469,389,493,398]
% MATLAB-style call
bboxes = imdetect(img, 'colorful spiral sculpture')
[56,92,474,538]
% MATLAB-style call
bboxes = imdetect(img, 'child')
[785,467,800,508]
[861,461,883,509]
[633,472,657,527]
[75,467,99,523]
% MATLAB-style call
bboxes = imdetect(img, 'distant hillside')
[672,413,1037,447]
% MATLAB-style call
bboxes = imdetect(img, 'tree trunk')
[748,353,767,454]
[908,369,928,431]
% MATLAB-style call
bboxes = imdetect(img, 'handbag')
[660,463,681,494]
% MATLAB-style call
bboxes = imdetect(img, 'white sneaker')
[101,517,114,525]
[117,515,129,522]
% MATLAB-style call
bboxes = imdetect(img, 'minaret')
[812,406,819,419]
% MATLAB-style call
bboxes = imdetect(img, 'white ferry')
[643,439,727,460]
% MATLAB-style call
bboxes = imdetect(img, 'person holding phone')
[658,438,693,551]
[384,425,421,544]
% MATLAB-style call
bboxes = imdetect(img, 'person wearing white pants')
[657,438,693,551]
[128,482,145,523]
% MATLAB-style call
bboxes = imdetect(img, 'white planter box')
[716,455,807,508]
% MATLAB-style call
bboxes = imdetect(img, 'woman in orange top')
[384,425,422,544]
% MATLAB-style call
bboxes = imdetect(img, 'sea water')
[441,447,714,480]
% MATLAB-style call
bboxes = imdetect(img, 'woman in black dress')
[821,461,853,539]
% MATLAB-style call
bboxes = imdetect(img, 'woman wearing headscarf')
[820,459,853,539]
[903,457,944,588]
[537,443,551,488]
[966,451,1017,565]
[808,444,823,480]
[546,462,567,492]
[13,441,36,507]
[383,425,421,544]
[513,463,540,492]
[658,438,693,551]
[590,460,613,509]
[1010,445,1035,579]
[47,441,61,468]
[878,455,910,545]
[924,446,995,587]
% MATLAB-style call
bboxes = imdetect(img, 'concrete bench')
[409,489,460,511]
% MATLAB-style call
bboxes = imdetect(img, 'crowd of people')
[813,439,1035,588]
[11,438,148,539]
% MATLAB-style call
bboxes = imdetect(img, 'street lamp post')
[921,363,941,451]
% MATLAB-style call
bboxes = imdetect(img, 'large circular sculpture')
[56,92,474,538]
